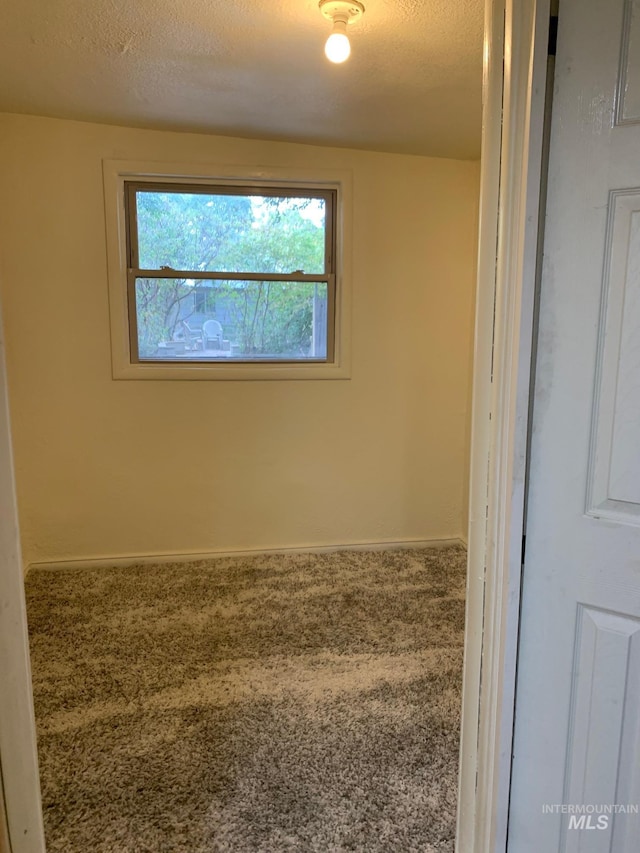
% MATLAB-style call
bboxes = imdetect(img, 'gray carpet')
[25,546,467,853]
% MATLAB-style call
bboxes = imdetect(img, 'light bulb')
[325,21,350,63]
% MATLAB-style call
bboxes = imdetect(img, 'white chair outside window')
[202,319,223,350]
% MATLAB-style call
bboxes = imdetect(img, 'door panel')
[588,189,640,522]
[508,0,640,850]
[617,0,640,124]
[562,607,640,852]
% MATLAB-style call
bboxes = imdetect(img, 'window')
[104,162,351,380]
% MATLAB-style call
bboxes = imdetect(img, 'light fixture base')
[319,0,365,25]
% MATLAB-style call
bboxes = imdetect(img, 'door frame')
[0,3,551,851]
[0,295,45,853]
[456,0,551,850]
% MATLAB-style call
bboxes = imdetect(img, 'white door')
[508,0,640,850]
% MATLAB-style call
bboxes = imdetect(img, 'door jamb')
[456,1,551,850]
[0,294,45,853]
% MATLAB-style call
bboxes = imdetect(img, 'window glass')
[135,191,327,275]
[134,278,328,361]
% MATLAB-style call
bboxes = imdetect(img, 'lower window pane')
[134,279,328,361]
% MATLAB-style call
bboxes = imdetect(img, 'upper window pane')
[134,189,327,275]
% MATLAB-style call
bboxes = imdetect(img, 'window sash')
[126,273,336,365]
[124,181,337,277]
[128,269,331,282]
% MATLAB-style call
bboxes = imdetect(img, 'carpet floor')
[25,546,467,853]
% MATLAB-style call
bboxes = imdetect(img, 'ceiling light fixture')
[319,0,365,64]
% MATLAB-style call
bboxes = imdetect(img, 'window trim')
[103,160,352,380]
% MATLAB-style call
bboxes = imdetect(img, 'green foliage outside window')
[133,191,327,358]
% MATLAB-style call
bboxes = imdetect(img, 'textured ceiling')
[0,0,483,159]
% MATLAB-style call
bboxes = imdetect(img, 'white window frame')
[103,160,352,380]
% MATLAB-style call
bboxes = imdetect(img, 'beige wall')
[0,113,479,566]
